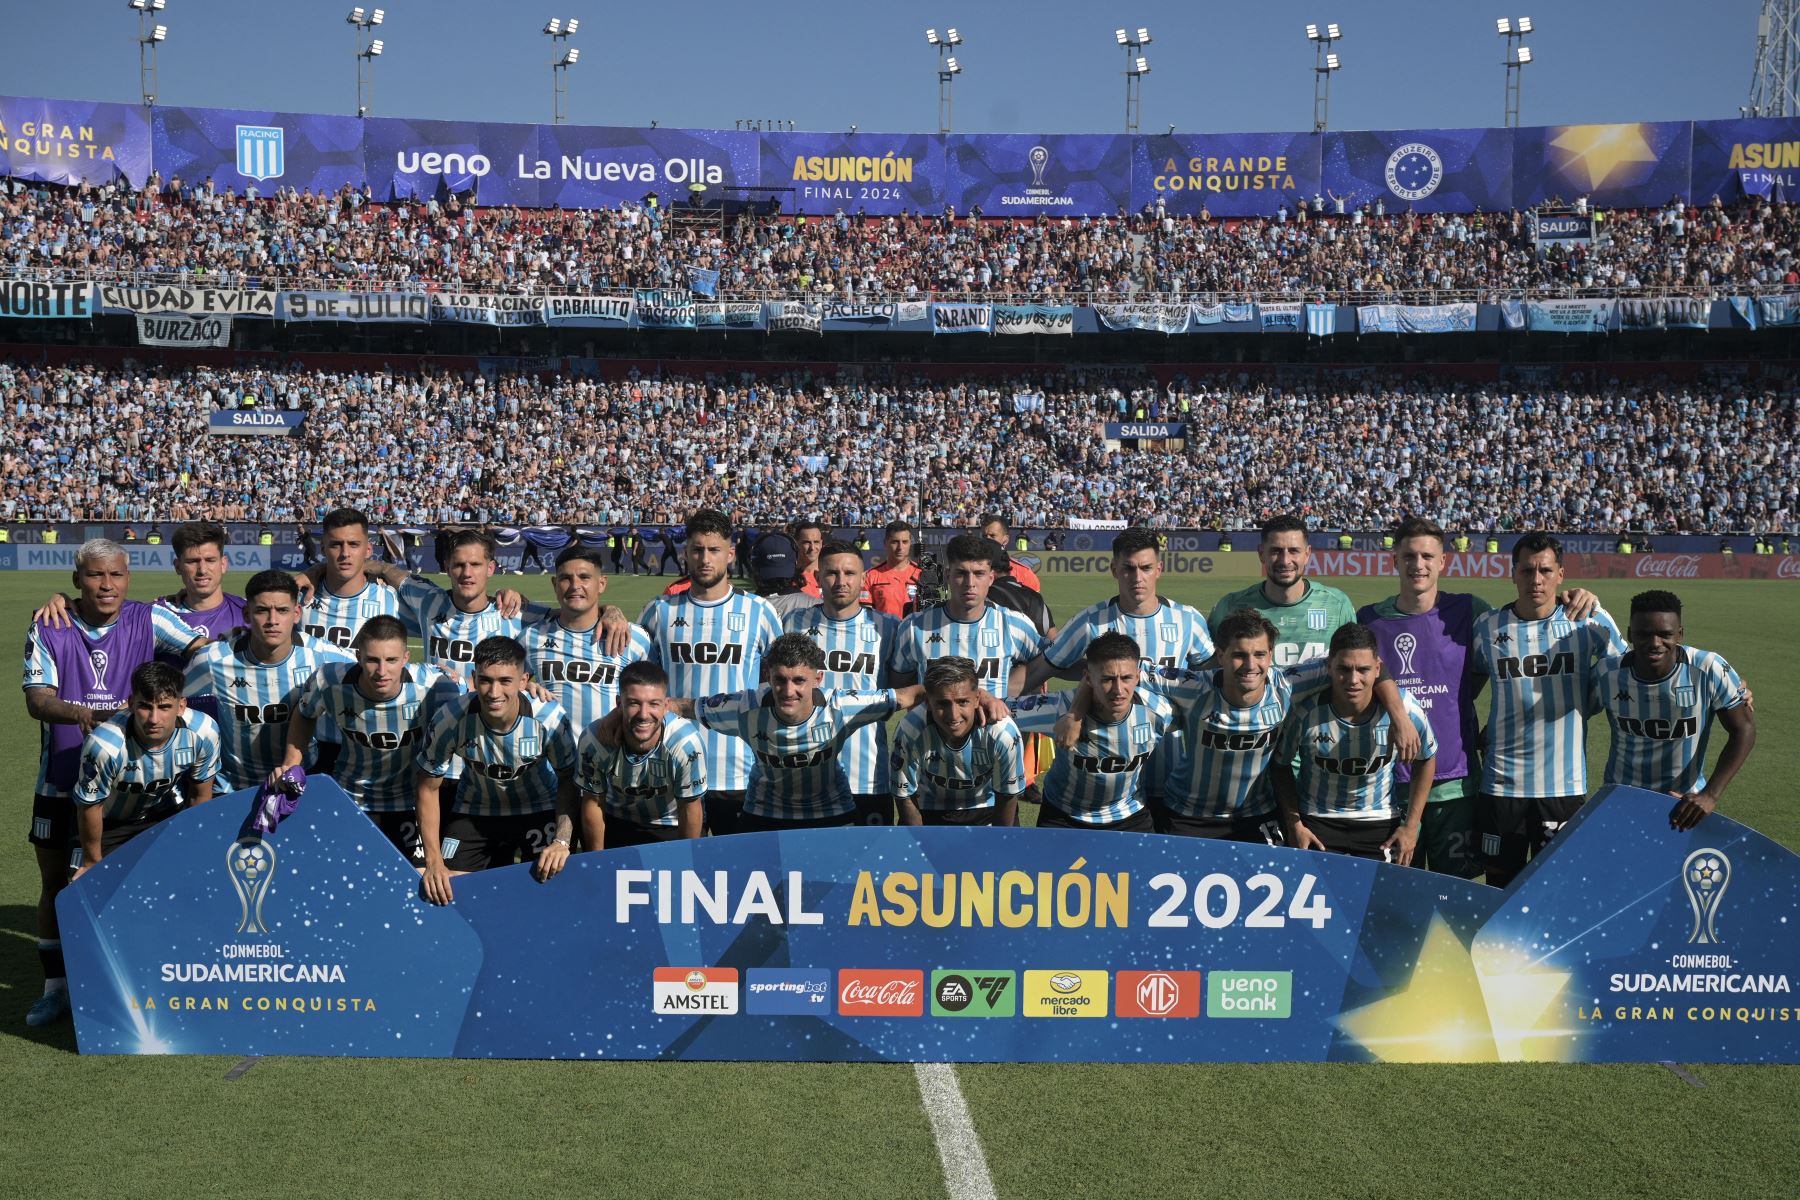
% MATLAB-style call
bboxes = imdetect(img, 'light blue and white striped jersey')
[697,687,898,821]
[784,604,897,794]
[638,589,783,792]
[416,694,578,817]
[1276,690,1437,820]
[890,603,1041,698]
[889,708,1028,812]
[184,633,356,791]
[302,580,404,651]
[1590,647,1747,795]
[522,614,655,732]
[399,575,531,781]
[1472,603,1626,798]
[1041,595,1216,801]
[73,709,221,824]
[1147,660,1332,820]
[574,714,708,826]
[1010,688,1174,824]
[297,662,460,813]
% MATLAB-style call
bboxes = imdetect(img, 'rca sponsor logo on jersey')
[1115,970,1201,1018]
[837,969,924,1016]
[744,967,831,1015]
[930,970,1016,1017]
[1206,970,1292,1018]
[653,966,739,1015]
[1022,969,1110,1017]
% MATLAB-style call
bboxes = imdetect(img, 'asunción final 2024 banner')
[57,779,1800,1064]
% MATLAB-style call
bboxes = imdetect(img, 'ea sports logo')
[1134,972,1182,1017]
[1385,143,1443,202]
[935,974,974,1012]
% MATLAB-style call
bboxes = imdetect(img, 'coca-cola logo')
[1634,555,1701,579]
[1778,557,1800,580]
[837,970,924,1015]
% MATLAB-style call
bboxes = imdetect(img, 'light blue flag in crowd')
[1305,304,1337,338]
[687,266,719,298]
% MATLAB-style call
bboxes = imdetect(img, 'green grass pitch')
[0,566,1795,1198]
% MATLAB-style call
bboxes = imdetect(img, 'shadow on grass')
[0,902,78,1053]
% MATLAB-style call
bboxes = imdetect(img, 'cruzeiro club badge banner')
[58,782,1800,1063]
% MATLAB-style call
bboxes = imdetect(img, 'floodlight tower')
[1116,28,1152,133]
[348,8,385,117]
[1497,17,1534,128]
[926,28,963,134]
[1306,23,1342,133]
[1748,1,1800,117]
[130,0,168,107]
[545,18,579,124]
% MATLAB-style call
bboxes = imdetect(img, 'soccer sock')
[38,940,66,993]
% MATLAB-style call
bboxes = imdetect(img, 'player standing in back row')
[1210,514,1357,667]
[1472,533,1626,887]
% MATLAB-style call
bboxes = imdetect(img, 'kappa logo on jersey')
[930,970,1016,1017]
[1022,970,1110,1017]
[837,969,923,1016]
[653,966,739,1014]
[1116,970,1201,1018]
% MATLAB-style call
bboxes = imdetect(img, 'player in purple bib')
[20,539,205,1027]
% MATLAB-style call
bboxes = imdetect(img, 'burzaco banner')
[58,781,1800,1064]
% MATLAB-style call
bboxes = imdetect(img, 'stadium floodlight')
[1327,23,1340,38]
[1517,16,1532,32]
[930,27,964,132]
[365,38,382,56]
[1516,45,1531,64]
[1118,27,1154,130]
[149,24,167,40]
[565,18,578,34]
[370,8,383,24]
[1116,28,1129,44]
[1137,28,1152,43]
[559,47,578,65]
[1324,53,1339,69]
[347,6,364,22]
[132,0,170,104]
[544,17,560,34]
[1307,21,1343,130]
[128,0,167,10]
[350,7,387,116]
[1496,17,1511,34]
[1134,57,1150,74]
[1306,23,1319,39]
[545,16,578,123]
[946,28,961,44]
[926,28,939,44]
[1498,16,1533,126]
[944,56,960,73]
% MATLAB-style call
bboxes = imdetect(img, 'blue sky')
[0,0,1760,134]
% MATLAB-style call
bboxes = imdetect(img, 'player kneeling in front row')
[575,661,708,849]
[416,636,579,904]
[891,657,1029,827]
[277,615,460,863]
[1271,624,1437,863]
[72,662,222,880]
[1590,589,1755,832]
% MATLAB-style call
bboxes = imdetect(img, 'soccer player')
[785,541,898,824]
[1007,633,1172,831]
[865,520,922,618]
[889,535,1041,698]
[22,538,205,1026]
[1358,516,1601,877]
[1270,624,1438,863]
[416,636,580,904]
[1209,514,1358,667]
[575,661,708,848]
[792,519,826,598]
[279,615,460,862]
[891,657,1028,826]
[638,509,783,836]
[185,570,355,792]
[1472,532,1627,887]
[521,545,654,735]
[979,513,1042,592]
[71,662,221,879]
[1590,590,1755,831]
[301,508,404,650]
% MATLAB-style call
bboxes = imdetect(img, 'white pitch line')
[914,1062,998,1200]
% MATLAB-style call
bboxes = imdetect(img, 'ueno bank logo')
[838,969,923,1016]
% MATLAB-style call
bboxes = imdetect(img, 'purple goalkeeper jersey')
[1357,592,1482,784]
[29,603,157,793]
[156,592,246,718]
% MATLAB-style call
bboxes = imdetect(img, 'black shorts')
[851,793,894,826]
[735,809,860,834]
[703,790,746,837]
[29,793,73,850]
[97,812,176,856]
[1306,813,1403,862]
[1036,803,1155,833]
[438,810,557,872]
[603,817,683,850]
[919,805,998,827]
[1476,793,1586,873]
[364,810,425,863]
[1155,804,1286,846]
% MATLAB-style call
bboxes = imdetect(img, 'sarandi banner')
[58,780,1800,1063]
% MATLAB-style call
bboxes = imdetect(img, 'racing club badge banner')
[59,781,1800,1063]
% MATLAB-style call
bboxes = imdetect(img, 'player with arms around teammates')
[522,544,654,736]
[890,657,1029,827]
[1589,590,1756,831]
[1472,533,1626,887]
[21,539,206,1026]
[301,508,405,650]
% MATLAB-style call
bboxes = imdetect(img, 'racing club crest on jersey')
[981,628,1000,650]
[1307,609,1328,631]
[1158,622,1178,644]
[727,613,747,633]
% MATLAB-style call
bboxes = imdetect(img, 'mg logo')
[1135,972,1182,1016]
[235,125,285,181]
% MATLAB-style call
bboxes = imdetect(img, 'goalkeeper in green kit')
[1209,515,1358,668]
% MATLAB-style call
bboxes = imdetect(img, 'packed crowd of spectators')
[5,172,1800,301]
[2,356,1794,536]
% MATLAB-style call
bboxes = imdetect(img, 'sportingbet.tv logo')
[930,970,1016,1017]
